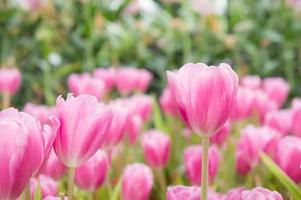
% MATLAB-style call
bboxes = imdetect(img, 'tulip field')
[2,1,301,200]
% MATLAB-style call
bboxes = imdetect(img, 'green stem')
[2,92,10,109]
[24,184,30,200]
[201,137,209,200]
[68,167,75,200]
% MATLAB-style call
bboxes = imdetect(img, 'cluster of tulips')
[0,63,298,200]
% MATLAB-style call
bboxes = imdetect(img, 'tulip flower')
[166,185,221,200]
[224,187,244,200]
[24,103,56,124]
[75,150,108,191]
[291,98,301,137]
[262,77,290,108]
[275,136,301,182]
[0,68,22,108]
[127,95,153,122]
[183,145,220,185]
[67,73,106,100]
[93,68,116,92]
[30,175,58,199]
[0,108,59,200]
[126,115,142,145]
[53,94,113,199]
[167,63,238,200]
[159,87,179,116]
[210,121,231,146]
[242,187,283,200]
[141,130,170,168]
[240,75,261,90]
[121,163,153,200]
[264,109,291,136]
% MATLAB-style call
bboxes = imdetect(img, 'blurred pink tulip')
[67,73,107,100]
[39,149,67,180]
[242,187,283,200]
[159,87,179,116]
[44,196,68,200]
[276,136,301,182]
[93,68,116,92]
[75,150,108,191]
[54,94,113,168]
[291,98,301,137]
[167,63,238,136]
[264,109,291,136]
[30,175,58,199]
[0,68,22,95]
[127,95,153,122]
[0,108,59,200]
[262,77,290,108]
[24,103,56,124]
[183,145,220,185]
[236,125,281,175]
[136,69,153,92]
[240,75,261,90]
[166,186,220,200]
[224,187,244,200]
[121,163,153,200]
[210,121,231,146]
[141,130,170,168]
[126,115,143,145]
[230,87,255,121]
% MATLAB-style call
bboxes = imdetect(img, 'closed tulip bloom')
[0,67,22,95]
[183,145,220,185]
[67,73,106,100]
[240,75,261,90]
[276,136,301,182]
[136,69,153,92]
[236,125,281,175]
[24,103,56,124]
[166,186,220,200]
[167,63,238,136]
[291,98,301,136]
[159,87,179,116]
[30,175,58,199]
[121,163,153,200]
[126,115,142,145]
[210,121,231,146]
[0,108,59,200]
[262,77,290,108]
[141,130,170,168]
[93,68,115,92]
[39,149,67,180]
[75,150,108,191]
[242,187,283,200]
[54,94,113,168]
[264,109,291,136]
[127,95,153,122]
[224,187,244,200]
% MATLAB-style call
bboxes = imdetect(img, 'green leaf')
[260,153,301,199]
[110,178,122,200]
[152,94,165,132]
[34,181,42,200]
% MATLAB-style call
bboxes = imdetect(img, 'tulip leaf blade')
[152,94,165,132]
[34,181,42,200]
[111,178,122,200]
[260,153,301,199]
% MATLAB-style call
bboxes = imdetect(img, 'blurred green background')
[1,0,301,107]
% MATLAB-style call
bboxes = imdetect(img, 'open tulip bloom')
[167,63,238,200]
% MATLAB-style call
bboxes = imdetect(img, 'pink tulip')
[262,77,290,108]
[44,196,68,200]
[54,94,113,168]
[291,98,301,136]
[242,187,283,200]
[166,186,220,200]
[30,175,58,199]
[230,87,255,121]
[183,145,220,185]
[121,163,153,200]
[67,73,106,100]
[0,108,59,200]
[224,187,244,200]
[141,130,170,168]
[93,68,115,92]
[236,125,281,175]
[275,136,301,182]
[240,75,261,90]
[24,103,56,124]
[75,150,108,190]
[167,63,238,136]
[39,149,67,180]
[0,68,22,95]
[264,109,291,136]
[103,103,129,147]
[127,95,153,122]
[126,115,143,145]
[159,87,179,116]
[136,69,153,92]
[210,121,231,146]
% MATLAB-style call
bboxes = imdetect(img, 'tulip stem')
[2,92,10,109]
[24,184,30,200]
[68,167,75,200]
[201,136,209,200]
